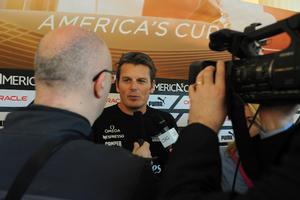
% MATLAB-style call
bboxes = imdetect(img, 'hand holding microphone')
[132,141,152,158]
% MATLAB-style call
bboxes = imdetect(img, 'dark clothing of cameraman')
[158,122,299,200]
[0,105,155,200]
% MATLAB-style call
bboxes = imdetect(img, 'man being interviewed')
[92,52,178,176]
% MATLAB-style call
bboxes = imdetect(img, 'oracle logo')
[106,97,120,104]
[0,95,27,102]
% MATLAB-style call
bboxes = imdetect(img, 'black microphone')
[156,115,170,133]
[133,111,146,146]
[155,115,179,148]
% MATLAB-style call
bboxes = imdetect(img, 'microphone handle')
[133,111,146,146]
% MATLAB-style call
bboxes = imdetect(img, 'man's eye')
[122,79,131,82]
[138,79,147,83]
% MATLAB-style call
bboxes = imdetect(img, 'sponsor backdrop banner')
[0,0,296,78]
[0,0,297,143]
[0,68,242,144]
[0,69,35,110]
[0,68,190,126]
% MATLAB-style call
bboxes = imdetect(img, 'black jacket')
[92,104,178,176]
[0,105,155,200]
[158,123,300,200]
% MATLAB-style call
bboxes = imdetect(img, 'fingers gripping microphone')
[156,115,179,148]
[133,111,146,146]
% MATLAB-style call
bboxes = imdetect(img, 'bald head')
[33,26,112,124]
[34,26,111,90]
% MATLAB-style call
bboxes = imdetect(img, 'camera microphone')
[156,115,179,148]
[209,29,245,52]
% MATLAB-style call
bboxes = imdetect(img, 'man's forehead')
[120,75,149,79]
[120,63,151,78]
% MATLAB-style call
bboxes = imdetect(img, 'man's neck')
[35,90,95,125]
[260,111,294,133]
[117,103,147,115]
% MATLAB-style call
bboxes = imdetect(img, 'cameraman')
[158,61,300,199]
[220,103,297,193]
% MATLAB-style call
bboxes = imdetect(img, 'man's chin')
[128,105,144,110]
[126,104,146,111]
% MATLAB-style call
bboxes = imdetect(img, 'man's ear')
[94,73,105,99]
[150,80,155,93]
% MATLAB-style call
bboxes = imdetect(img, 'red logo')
[106,97,120,104]
[0,95,27,102]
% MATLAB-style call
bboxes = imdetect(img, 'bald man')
[0,26,155,200]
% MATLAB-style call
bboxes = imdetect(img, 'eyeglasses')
[93,69,115,83]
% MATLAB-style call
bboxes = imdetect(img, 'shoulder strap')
[5,133,84,200]
[230,94,260,181]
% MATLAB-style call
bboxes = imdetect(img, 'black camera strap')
[229,93,260,181]
[4,133,85,200]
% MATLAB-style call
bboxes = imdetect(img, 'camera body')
[227,48,300,103]
[189,13,300,104]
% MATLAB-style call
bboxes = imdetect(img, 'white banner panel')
[0,89,35,107]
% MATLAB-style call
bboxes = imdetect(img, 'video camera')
[188,13,300,181]
[190,13,300,104]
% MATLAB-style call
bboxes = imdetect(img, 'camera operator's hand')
[132,141,152,158]
[188,61,227,133]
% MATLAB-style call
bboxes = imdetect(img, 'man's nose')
[129,80,138,90]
